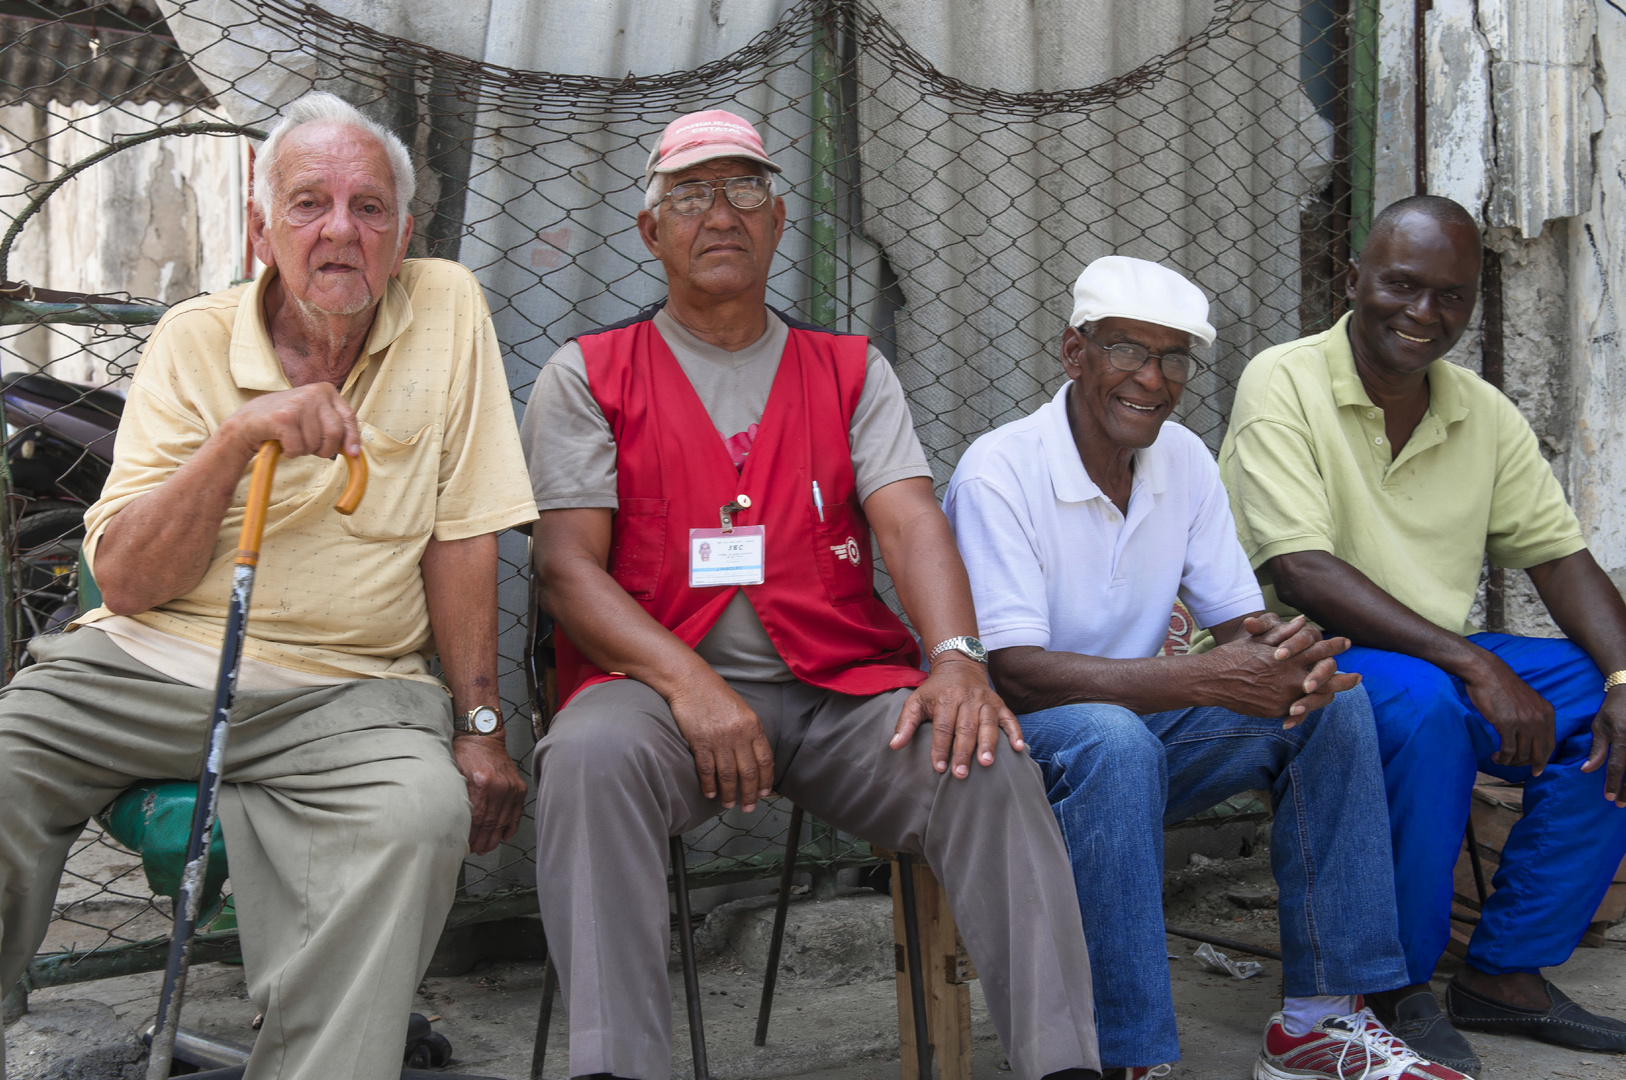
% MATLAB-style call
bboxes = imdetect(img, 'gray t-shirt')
[521,306,930,681]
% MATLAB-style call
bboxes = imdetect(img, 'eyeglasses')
[1082,331,1202,383]
[661,175,772,216]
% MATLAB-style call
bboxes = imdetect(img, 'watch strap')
[928,635,987,663]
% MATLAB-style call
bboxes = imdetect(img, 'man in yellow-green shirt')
[1221,195,1626,1073]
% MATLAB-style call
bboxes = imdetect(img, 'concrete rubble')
[5,999,144,1080]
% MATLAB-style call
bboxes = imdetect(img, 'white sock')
[1282,995,1357,1036]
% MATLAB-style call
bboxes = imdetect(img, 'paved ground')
[12,836,1626,1079]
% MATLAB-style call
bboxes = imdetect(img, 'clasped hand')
[1207,613,1361,726]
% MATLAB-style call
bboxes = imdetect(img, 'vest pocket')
[815,504,874,606]
[610,497,668,600]
[339,422,439,541]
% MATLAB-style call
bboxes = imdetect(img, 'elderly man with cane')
[0,91,536,1080]
[521,108,1100,1080]
[945,257,1463,1080]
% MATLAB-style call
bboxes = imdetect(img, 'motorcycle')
[1,370,121,651]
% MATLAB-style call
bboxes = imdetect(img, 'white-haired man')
[521,108,1100,1080]
[0,91,536,1080]
[944,257,1464,1080]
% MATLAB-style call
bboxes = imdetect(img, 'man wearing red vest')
[520,109,1100,1080]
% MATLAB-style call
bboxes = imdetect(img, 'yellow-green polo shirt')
[1218,313,1584,636]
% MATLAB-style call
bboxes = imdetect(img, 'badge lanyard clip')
[719,493,752,533]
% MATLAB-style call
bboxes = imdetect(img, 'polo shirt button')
[1366,410,1376,419]
[1374,437,1383,444]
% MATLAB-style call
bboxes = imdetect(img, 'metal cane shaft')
[145,441,364,1078]
[146,443,280,1079]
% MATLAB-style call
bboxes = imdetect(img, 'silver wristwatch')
[454,705,503,736]
[928,635,988,664]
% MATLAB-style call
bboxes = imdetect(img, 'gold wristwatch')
[454,705,503,736]
[1605,670,1626,692]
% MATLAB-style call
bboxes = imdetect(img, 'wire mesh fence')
[1,0,1366,987]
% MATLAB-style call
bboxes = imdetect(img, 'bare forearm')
[95,425,261,614]
[1527,550,1626,676]
[867,478,979,653]
[1269,550,1483,677]
[991,646,1224,714]
[536,542,720,702]
[422,533,501,714]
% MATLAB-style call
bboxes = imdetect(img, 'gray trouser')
[0,629,469,1080]
[532,676,1099,1080]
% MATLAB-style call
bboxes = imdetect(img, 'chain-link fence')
[1,0,1369,988]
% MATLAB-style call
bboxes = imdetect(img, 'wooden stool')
[878,850,977,1080]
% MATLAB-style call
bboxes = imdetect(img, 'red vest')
[555,306,927,703]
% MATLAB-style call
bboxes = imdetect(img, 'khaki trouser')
[0,629,469,1080]
[533,677,1100,1080]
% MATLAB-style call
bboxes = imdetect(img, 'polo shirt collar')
[1424,359,1471,424]
[228,266,414,392]
[1325,311,1471,426]
[1325,313,1376,410]
[1038,381,1168,504]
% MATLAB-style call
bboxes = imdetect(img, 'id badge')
[689,526,766,587]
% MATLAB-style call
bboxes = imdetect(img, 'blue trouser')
[1340,633,1626,984]
[1020,690,1407,1067]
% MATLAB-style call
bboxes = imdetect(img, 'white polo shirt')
[943,382,1263,660]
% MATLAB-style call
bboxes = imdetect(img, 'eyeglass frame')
[658,174,774,216]
[1077,328,1204,383]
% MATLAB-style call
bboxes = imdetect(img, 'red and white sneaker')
[1254,1007,1473,1079]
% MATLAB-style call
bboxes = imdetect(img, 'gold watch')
[454,705,502,736]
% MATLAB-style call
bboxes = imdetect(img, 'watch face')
[964,637,988,662]
[469,706,500,735]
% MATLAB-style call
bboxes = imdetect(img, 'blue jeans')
[1340,633,1626,983]
[1020,691,1406,1068]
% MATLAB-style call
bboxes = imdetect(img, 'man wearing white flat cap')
[944,257,1462,1080]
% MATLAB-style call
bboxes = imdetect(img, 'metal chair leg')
[530,951,559,1080]
[671,835,710,1080]
[755,802,805,1046]
[896,853,932,1080]
[1465,813,1489,906]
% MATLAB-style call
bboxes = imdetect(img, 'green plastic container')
[97,781,229,923]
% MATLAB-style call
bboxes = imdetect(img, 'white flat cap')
[1068,256,1216,347]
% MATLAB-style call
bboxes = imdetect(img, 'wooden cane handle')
[235,441,281,567]
[334,447,367,516]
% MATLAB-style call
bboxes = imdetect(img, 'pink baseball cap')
[645,109,782,183]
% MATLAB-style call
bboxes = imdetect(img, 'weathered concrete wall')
[0,100,248,386]
[1374,0,1418,210]
[1567,9,1626,601]
[1407,0,1617,637]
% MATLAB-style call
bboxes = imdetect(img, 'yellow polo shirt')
[77,258,538,683]
[1218,313,1584,636]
